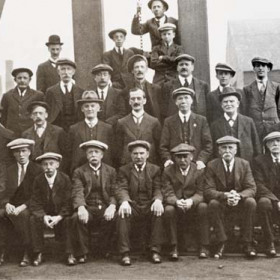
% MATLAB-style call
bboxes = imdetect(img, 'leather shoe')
[169,246,178,261]
[199,246,209,259]
[244,243,257,259]
[33,252,42,266]
[121,253,131,266]
[67,254,77,266]
[214,243,225,259]
[19,252,30,267]
[77,255,87,264]
[266,242,277,257]
[151,252,161,264]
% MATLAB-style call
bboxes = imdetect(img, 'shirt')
[49,57,58,68]
[134,162,146,172]
[17,161,29,186]
[180,165,190,176]
[154,15,166,27]
[34,122,47,137]
[179,110,191,123]
[132,109,145,125]
[85,118,98,128]
[257,77,268,91]
[17,87,27,97]
[224,112,238,127]
[97,85,109,100]
[219,84,230,93]
[179,75,193,87]
[222,158,235,173]
[89,163,101,176]
[271,154,280,163]
[114,46,124,55]
[45,170,57,189]
[60,81,74,94]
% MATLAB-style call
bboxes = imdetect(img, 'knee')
[258,197,272,212]
[208,199,220,211]
[243,197,257,210]
[164,205,176,219]
[18,209,30,220]
[197,202,208,216]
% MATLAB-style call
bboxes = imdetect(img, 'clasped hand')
[176,198,193,211]
[225,190,241,207]
[43,215,62,228]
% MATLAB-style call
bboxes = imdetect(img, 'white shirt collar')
[257,77,268,85]
[17,87,27,97]
[132,109,145,118]
[180,165,190,176]
[114,46,124,54]
[89,163,101,171]
[34,122,47,130]
[224,112,238,121]
[271,154,280,162]
[49,57,58,64]
[178,75,192,87]
[134,162,146,172]
[222,158,235,172]
[45,170,57,188]
[178,110,191,123]
[97,85,109,100]
[17,161,29,186]
[60,81,74,94]
[85,118,98,128]
[219,84,230,92]
[155,15,166,26]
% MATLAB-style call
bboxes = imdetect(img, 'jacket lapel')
[124,114,139,137]
[171,114,183,141]
[21,87,32,102]
[53,85,63,111]
[217,159,227,188]
[122,49,130,67]
[52,172,62,199]
[77,122,88,142]
[104,87,114,115]
[43,123,53,148]
[11,88,21,103]
[188,113,196,143]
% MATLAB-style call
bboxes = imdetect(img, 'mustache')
[136,71,144,75]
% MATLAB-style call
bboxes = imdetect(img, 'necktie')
[100,90,104,100]
[226,163,231,174]
[183,116,187,123]
[228,118,234,127]
[19,164,25,186]
[184,79,189,87]
[259,81,266,95]
[155,19,160,27]
[36,126,44,137]
[118,47,122,55]
[137,164,143,173]
[64,85,69,94]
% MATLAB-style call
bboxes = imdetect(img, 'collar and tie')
[184,78,189,87]
[258,80,266,95]
[228,118,235,127]
[117,47,122,55]
[19,164,25,186]
[136,164,143,173]
[64,85,70,94]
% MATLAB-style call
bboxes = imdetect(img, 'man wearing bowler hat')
[0,139,42,266]
[91,64,126,126]
[243,57,280,140]
[160,87,212,170]
[163,143,209,260]
[70,140,117,264]
[45,58,84,132]
[1,68,44,137]
[210,87,261,162]
[204,136,257,259]
[36,35,63,94]
[103,28,134,89]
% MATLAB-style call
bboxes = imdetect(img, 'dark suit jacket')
[162,162,204,206]
[68,120,114,172]
[102,48,134,88]
[30,171,72,218]
[203,157,256,202]
[72,162,117,210]
[116,162,162,204]
[1,161,42,208]
[0,87,44,136]
[116,112,162,165]
[160,112,213,164]
[210,114,261,162]
[161,76,210,119]
[36,60,60,94]
[0,125,15,167]
[252,154,280,202]
[131,15,180,48]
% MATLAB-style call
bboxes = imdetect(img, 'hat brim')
[10,144,33,150]
[216,68,236,77]
[219,92,241,102]
[46,42,63,46]
[108,30,127,39]
[148,0,169,10]
[173,151,194,155]
[91,68,113,75]
[77,99,104,105]
[252,61,273,70]
[12,68,33,78]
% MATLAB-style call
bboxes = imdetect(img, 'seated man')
[204,136,257,259]
[253,132,280,257]
[116,140,164,265]
[70,140,117,264]
[0,139,42,267]
[163,143,209,260]
[30,152,73,266]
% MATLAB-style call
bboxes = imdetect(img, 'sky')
[0,0,280,94]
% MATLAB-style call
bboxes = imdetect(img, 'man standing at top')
[131,0,179,49]
[36,35,63,94]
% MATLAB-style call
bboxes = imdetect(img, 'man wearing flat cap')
[204,136,257,259]
[70,140,117,263]
[30,152,73,266]
[1,68,44,137]
[160,87,212,170]
[131,0,180,49]
[116,140,164,265]
[252,132,280,257]
[207,63,244,124]
[68,91,114,173]
[243,57,280,140]
[91,64,126,126]
[36,35,63,94]
[103,29,134,89]
[210,87,261,162]
[45,58,84,132]
[0,139,42,266]
[161,54,210,119]
[162,143,209,260]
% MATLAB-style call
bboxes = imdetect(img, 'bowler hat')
[46,35,63,46]
[148,0,169,11]
[11,68,33,78]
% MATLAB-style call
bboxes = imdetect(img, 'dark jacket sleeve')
[0,94,8,127]
[159,119,172,163]
[30,177,46,218]
[36,65,45,93]
[72,168,86,210]
[58,175,72,217]
[197,118,213,163]
[115,168,131,204]
[131,16,149,35]
[152,167,163,201]
[238,161,256,199]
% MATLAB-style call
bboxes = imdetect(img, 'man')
[204,136,257,259]
[243,57,280,139]
[210,87,261,162]
[163,143,209,260]
[123,54,161,119]
[116,88,161,165]
[68,91,114,172]
[207,63,243,124]
[91,64,126,126]
[46,58,84,132]
[30,152,73,266]
[116,140,164,265]
[131,0,179,49]
[70,140,117,263]
[36,35,63,94]
[1,68,44,136]
[253,132,280,257]
[0,139,42,266]
[161,54,210,119]
[102,28,134,89]
[160,87,212,170]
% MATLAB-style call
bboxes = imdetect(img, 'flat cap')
[56,58,76,69]
[79,140,108,151]
[7,138,35,150]
[175,54,196,64]
[108,28,127,39]
[46,34,63,46]
[12,68,33,78]
[251,57,273,70]
[127,140,151,152]
[158,23,176,32]
[219,87,242,102]
[27,101,49,113]
[148,0,169,10]
[127,54,148,73]
[216,136,240,145]
[263,131,280,144]
[171,143,196,155]
[77,90,103,105]
[215,63,236,76]
[36,152,62,162]
[172,87,195,100]
[91,64,113,75]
